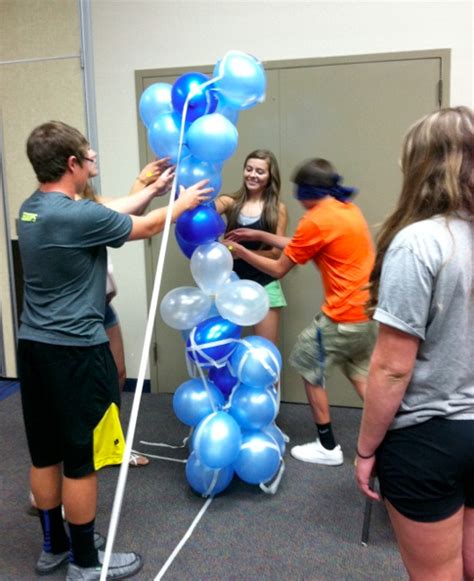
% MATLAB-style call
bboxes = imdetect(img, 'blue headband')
[295,179,357,203]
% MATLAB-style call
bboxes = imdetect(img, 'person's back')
[286,196,374,322]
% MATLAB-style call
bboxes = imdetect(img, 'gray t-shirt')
[18,190,132,346]
[374,214,474,430]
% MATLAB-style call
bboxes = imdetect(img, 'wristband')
[356,447,375,459]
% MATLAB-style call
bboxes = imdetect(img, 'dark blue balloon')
[175,229,200,259]
[208,364,239,399]
[186,451,234,497]
[175,204,226,246]
[233,431,281,485]
[172,72,218,122]
[186,315,241,368]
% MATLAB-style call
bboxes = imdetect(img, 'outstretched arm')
[226,227,291,251]
[127,179,212,241]
[222,236,296,279]
[104,167,175,215]
[129,158,173,195]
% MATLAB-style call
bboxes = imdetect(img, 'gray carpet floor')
[0,390,406,580]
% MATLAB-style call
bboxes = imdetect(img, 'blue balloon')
[186,316,241,368]
[172,72,218,123]
[262,423,286,456]
[213,51,266,110]
[214,91,240,125]
[139,82,173,128]
[176,204,226,246]
[193,411,242,468]
[229,384,278,430]
[175,229,200,259]
[186,451,234,497]
[148,111,188,163]
[173,378,224,427]
[208,364,239,399]
[178,155,222,200]
[233,431,281,485]
[229,336,282,388]
[187,113,238,163]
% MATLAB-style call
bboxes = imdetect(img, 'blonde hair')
[368,106,474,313]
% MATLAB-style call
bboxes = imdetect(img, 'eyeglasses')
[83,156,96,163]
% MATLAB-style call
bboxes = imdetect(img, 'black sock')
[38,505,70,554]
[68,520,99,567]
[316,422,337,450]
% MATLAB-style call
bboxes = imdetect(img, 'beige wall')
[91,0,473,379]
[0,0,85,376]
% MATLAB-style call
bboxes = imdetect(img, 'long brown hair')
[224,149,281,235]
[368,106,474,313]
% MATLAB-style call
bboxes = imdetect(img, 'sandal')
[129,453,149,467]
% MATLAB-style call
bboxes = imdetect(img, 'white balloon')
[215,279,269,326]
[160,287,212,330]
[191,242,233,295]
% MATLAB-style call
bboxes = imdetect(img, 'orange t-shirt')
[284,197,374,323]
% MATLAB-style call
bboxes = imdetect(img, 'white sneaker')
[290,439,343,465]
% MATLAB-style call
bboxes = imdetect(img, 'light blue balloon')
[178,155,222,200]
[173,378,224,427]
[262,423,286,456]
[186,451,234,497]
[190,242,233,295]
[233,431,281,485]
[139,82,173,128]
[230,336,282,388]
[229,383,278,431]
[160,286,212,330]
[193,411,242,468]
[187,113,238,163]
[215,279,269,326]
[213,51,266,110]
[148,112,187,163]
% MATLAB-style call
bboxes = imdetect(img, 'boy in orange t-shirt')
[223,158,376,466]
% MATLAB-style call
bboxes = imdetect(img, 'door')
[137,50,447,406]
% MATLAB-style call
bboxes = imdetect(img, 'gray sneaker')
[35,532,106,575]
[66,550,143,580]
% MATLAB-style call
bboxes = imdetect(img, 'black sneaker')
[35,532,106,575]
[65,550,143,580]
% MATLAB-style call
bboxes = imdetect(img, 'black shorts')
[18,339,124,478]
[376,417,474,523]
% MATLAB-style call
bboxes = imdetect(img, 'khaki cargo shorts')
[288,312,377,387]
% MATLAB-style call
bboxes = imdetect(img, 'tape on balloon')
[235,338,281,384]
[186,327,239,368]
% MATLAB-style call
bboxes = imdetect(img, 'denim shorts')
[104,303,118,329]
[288,312,377,386]
[377,417,474,522]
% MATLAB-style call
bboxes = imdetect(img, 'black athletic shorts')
[376,417,474,522]
[18,339,125,478]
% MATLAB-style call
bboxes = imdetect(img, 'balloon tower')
[139,51,285,497]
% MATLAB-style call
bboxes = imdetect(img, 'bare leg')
[349,375,366,400]
[106,322,126,391]
[254,307,281,345]
[62,472,97,525]
[31,465,62,509]
[463,507,474,580]
[303,379,331,424]
[386,500,463,580]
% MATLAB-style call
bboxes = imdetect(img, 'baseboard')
[123,378,151,393]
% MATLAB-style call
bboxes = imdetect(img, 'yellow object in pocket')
[93,403,124,470]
